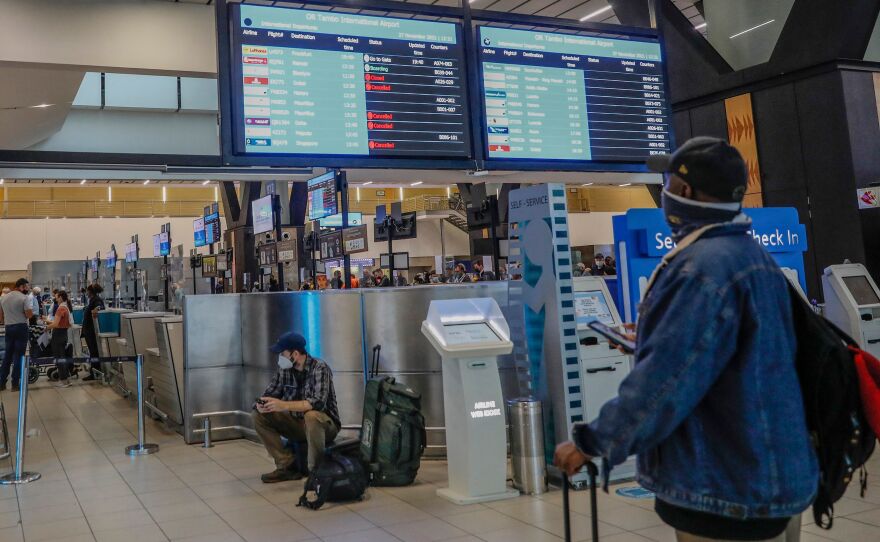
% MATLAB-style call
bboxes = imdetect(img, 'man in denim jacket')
[555,137,818,542]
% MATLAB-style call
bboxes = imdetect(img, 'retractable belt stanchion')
[0,356,41,484]
[125,355,159,456]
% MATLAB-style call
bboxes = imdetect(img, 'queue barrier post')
[125,355,159,456]
[0,356,41,484]
[202,418,214,449]
[0,402,10,461]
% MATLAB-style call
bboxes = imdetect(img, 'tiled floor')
[0,382,877,542]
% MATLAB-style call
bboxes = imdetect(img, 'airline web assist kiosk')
[573,276,636,480]
[422,298,519,505]
[823,263,880,359]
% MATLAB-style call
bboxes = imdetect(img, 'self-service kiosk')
[823,264,880,359]
[573,276,636,480]
[781,267,809,302]
[422,298,519,505]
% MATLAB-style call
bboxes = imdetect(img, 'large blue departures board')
[231,4,470,158]
[477,26,671,163]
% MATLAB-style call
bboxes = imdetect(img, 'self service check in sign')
[612,207,808,322]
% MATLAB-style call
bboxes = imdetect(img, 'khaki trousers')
[251,410,339,471]
[676,516,801,542]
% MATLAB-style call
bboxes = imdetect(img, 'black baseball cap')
[270,332,306,354]
[646,136,748,203]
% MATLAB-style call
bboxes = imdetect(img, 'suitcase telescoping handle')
[562,462,600,542]
[371,345,381,378]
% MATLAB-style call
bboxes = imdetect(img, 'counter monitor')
[574,290,615,327]
[229,4,471,160]
[843,275,880,306]
[477,26,670,164]
[442,322,502,347]
[252,194,274,235]
[194,218,207,248]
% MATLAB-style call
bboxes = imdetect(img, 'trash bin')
[507,398,547,495]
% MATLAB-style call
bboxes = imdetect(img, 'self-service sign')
[613,207,808,322]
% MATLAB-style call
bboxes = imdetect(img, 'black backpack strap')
[297,474,333,510]
[812,488,834,529]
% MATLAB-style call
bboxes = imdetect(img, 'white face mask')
[277,354,293,370]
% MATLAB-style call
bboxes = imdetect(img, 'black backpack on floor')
[297,439,368,510]
[360,345,427,486]
[788,284,876,528]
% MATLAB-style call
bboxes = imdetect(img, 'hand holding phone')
[587,321,636,354]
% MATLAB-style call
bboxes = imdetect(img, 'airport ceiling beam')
[655,0,734,103]
[0,0,217,77]
[609,0,652,29]
[768,0,880,71]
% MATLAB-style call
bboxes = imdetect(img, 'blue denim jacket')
[574,221,818,519]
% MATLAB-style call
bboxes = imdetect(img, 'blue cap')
[270,332,306,354]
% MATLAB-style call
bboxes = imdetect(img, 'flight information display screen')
[307,172,338,221]
[230,4,470,159]
[477,26,670,163]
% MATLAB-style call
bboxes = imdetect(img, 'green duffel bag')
[360,346,427,486]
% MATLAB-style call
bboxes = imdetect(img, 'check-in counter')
[119,312,172,396]
[152,316,185,425]
[95,309,132,358]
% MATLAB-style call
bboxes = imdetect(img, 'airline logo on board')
[243,77,269,85]
[243,56,268,65]
[489,145,511,152]
[242,46,268,55]
[246,118,271,126]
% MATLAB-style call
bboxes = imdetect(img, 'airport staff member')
[252,332,340,483]
[81,284,105,381]
[554,137,817,542]
[0,278,34,391]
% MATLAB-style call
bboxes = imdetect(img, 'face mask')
[277,354,293,370]
[595,261,604,268]
[661,189,742,242]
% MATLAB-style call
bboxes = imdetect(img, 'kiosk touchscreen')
[422,298,519,504]
[573,276,635,480]
[823,263,880,359]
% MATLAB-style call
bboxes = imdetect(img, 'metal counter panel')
[154,318,185,425]
[183,294,242,369]
[239,291,365,374]
[185,366,245,443]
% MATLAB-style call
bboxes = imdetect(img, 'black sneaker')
[261,469,303,484]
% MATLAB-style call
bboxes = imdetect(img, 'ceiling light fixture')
[80,179,87,185]
[0,179,4,185]
[108,186,112,202]
[162,186,167,203]
[582,182,594,186]
[143,179,150,185]
[730,19,775,39]
[410,181,423,186]
[202,180,210,185]
[30,103,53,109]
[694,22,707,30]
[362,181,373,186]
[620,183,632,187]
[399,187,404,200]
[580,5,613,21]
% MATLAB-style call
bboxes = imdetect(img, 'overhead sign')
[319,230,343,260]
[858,187,880,209]
[613,207,809,322]
[277,239,297,262]
[343,225,369,255]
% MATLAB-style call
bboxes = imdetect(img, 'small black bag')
[297,439,368,510]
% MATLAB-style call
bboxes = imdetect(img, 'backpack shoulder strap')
[297,473,333,510]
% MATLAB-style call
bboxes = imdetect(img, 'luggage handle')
[562,462,600,542]
[371,345,381,378]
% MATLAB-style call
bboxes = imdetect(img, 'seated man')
[252,332,341,483]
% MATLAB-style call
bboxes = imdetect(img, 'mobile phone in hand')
[587,321,636,354]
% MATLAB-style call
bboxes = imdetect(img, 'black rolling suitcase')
[562,462,600,542]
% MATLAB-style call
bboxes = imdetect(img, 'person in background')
[81,284,105,382]
[0,279,34,391]
[299,281,313,291]
[449,263,471,284]
[48,288,60,319]
[27,286,42,324]
[472,260,496,281]
[589,254,608,276]
[604,256,617,276]
[350,274,360,288]
[394,273,408,287]
[361,270,374,288]
[372,268,391,287]
[330,270,344,289]
[554,137,815,542]
[268,277,281,292]
[252,332,340,482]
[46,290,73,388]
[79,288,87,306]
[574,262,588,277]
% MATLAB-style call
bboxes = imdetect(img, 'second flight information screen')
[231,4,470,159]
[477,26,670,163]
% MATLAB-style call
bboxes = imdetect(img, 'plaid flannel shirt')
[260,355,340,428]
